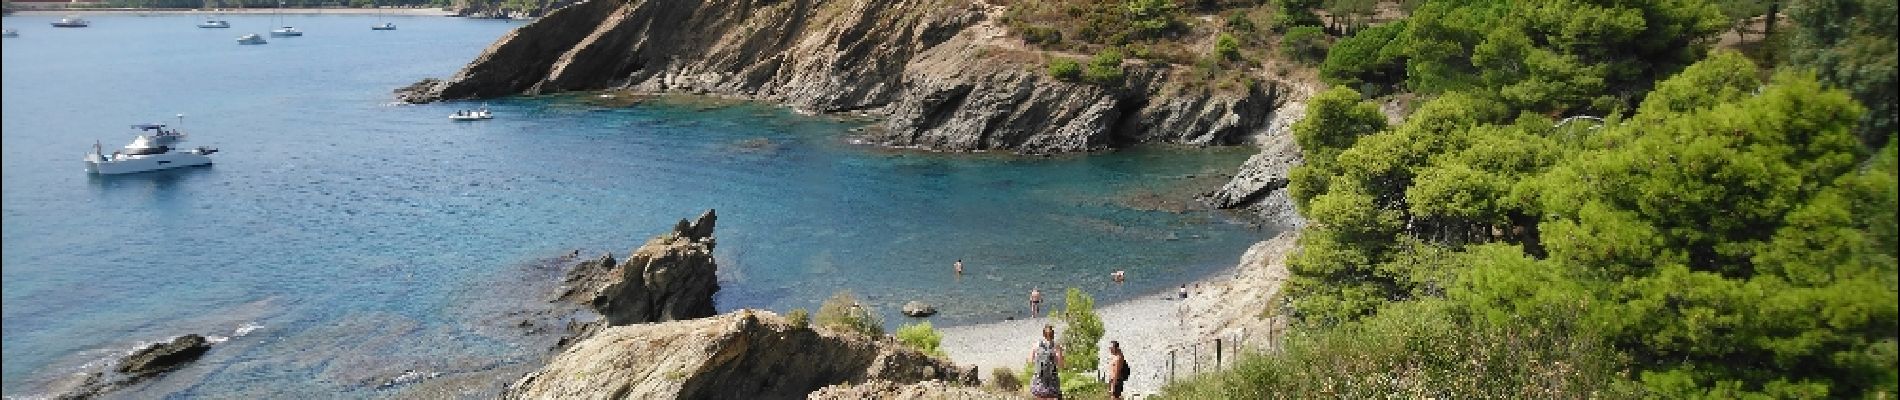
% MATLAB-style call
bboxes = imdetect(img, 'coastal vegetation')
[814,291,885,337]
[895,321,947,358]
[1162,0,1898,397]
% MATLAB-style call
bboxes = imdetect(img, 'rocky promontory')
[559,209,721,326]
[397,0,1297,155]
[505,310,977,399]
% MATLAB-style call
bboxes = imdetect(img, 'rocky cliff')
[398,0,1297,154]
[558,209,721,327]
[504,310,977,400]
[1199,101,1308,228]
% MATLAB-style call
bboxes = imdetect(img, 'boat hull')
[86,153,213,175]
[51,23,88,28]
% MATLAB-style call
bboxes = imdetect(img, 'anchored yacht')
[85,119,219,175]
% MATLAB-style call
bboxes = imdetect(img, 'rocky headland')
[506,310,979,399]
[395,0,1315,224]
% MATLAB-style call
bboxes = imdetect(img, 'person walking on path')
[1107,340,1130,400]
[1029,287,1044,316]
[1028,325,1065,399]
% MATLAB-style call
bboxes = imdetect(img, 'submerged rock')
[116,334,212,377]
[504,310,976,400]
[901,301,937,318]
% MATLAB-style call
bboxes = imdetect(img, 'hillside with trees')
[1161,0,1898,397]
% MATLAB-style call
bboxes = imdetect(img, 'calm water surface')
[1,14,1267,396]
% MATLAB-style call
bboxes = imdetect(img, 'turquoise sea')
[1,13,1269,397]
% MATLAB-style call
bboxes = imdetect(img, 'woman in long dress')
[1028,324,1064,399]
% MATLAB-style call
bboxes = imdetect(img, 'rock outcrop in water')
[504,310,977,399]
[1199,106,1309,228]
[558,209,720,327]
[46,334,216,399]
[396,0,1298,155]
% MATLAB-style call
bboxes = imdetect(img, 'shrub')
[1214,33,1242,61]
[786,308,810,330]
[1153,300,1634,398]
[1021,25,1063,46]
[1226,11,1257,33]
[1083,49,1126,85]
[1048,58,1082,81]
[1280,25,1329,65]
[814,291,884,337]
[894,321,946,358]
[992,366,1023,392]
[1055,288,1105,373]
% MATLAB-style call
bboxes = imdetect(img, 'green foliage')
[1320,20,1407,94]
[787,308,811,330]
[992,366,1023,392]
[1155,300,1635,398]
[814,291,884,337]
[1280,49,1900,397]
[894,321,946,358]
[1787,0,1899,149]
[1213,33,1241,61]
[1059,370,1108,397]
[1055,288,1105,373]
[1278,26,1329,65]
[1047,58,1082,82]
[1083,49,1126,85]
[1271,0,1322,29]
[1124,0,1181,38]
[1325,0,1727,115]
[1285,86,1386,211]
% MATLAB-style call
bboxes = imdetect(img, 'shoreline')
[938,231,1297,397]
[9,8,458,16]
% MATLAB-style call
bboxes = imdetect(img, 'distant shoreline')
[10,8,458,16]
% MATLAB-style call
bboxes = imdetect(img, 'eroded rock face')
[116,334,212,377]
[559,209,721,327]
[1201,100,1308,228]
[505,310,976,400]
[398,0,1292,154]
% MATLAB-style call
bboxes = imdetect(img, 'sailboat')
[370,0,396,30]
[269,1,302,37]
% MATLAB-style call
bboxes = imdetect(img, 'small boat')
[270,26,302,37]
[198,19,231,28]
[2,29,18,38]
[371,22,396,30]
[51,16,90,28]
[448,108,493,121]
[237,33,267,45]
[85,117,219,175]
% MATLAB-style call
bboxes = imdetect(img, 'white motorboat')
[269,26,302,37]
[3,28,19,38]
[449,108,493,121]
[198,19,231,28]
[371,22,396,30]
[237,33,267,45]
[51,16,90,28]
[84,117,219,175]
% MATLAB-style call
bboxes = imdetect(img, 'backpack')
[1034,341,1058,380]
[1118,357,1131,379]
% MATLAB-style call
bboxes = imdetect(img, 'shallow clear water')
[2,13,1267,396]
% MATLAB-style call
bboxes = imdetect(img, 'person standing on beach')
[1107,341,1129,400]
[1028,325,1065,399]
[1029,287,1043,316]
[1178,284,1188,300]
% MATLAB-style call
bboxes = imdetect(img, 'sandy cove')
[939,231,1297,397]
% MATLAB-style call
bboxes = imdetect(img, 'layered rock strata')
[558,209,721,327]
[397,0,1294,154]
[504,310,976,399]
